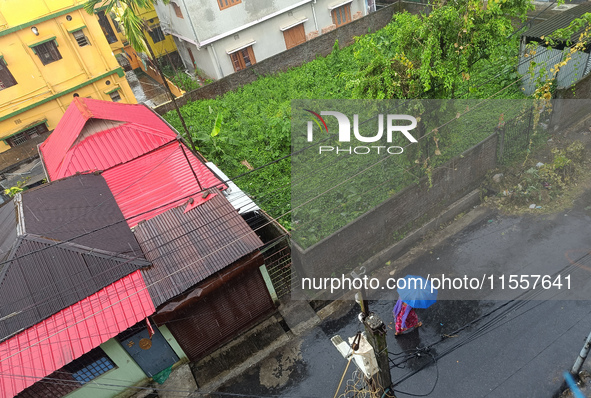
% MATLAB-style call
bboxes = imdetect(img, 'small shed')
[134,193,274,361]
[519,3,591,95]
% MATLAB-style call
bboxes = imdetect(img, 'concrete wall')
[208,2,320,78]
[154,3,397,114]
[159,324,189,361]
[292,134,499,280]
[156,1,197,47]
[185,0,312,40]
[0,1,135,161]
[63,328,188,398]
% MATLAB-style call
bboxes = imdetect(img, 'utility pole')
[362,309,392,395]
[352,267,393,396]
[571,330,591,378]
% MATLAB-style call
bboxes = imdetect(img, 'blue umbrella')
[397,275,438,308]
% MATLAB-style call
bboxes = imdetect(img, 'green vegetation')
[495,141,586,206]
[161,65,202,91]
[164,1,531,243]
[3,178,29,198]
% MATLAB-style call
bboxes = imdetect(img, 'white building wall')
[195,45,223,79]
[155,0,367,79]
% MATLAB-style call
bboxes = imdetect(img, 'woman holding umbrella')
[393,298,422,335]
[394,275,438,335]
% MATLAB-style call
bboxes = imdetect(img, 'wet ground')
[214,186,591,397]
[125,70,169,108]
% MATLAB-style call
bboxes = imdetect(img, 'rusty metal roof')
[0,174,149,342]
[134,193,263,307]
[523,3,591,47]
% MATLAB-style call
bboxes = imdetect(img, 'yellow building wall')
[0,0,136,153]
[102,4,178,61]
[140,7,177,58]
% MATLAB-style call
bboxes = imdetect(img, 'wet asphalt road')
[217,191,591,398]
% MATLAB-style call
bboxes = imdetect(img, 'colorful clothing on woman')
[393,298,419,334]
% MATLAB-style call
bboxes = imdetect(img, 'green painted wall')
[158,324,188,361]
[64,339,147,398]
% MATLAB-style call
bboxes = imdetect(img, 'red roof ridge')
[74,97,94,120]
[41,99,178,181]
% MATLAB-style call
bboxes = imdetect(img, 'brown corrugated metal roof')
[0,174,150,341]
[523,3,591,47]
[134,193,264,307]
[21,173,143,257]
[0,203,17,264]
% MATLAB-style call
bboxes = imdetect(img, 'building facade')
[0,0,135,170]
[95,3,180,71]
[154,0,367,79]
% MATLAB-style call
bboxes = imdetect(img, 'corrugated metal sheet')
[556,49,590,88]
[0,270,155,398]
[519,44,564,95]
[102,143,226,227]
[53,123,176,180]
[0,202,16,264]
[0,174,149,341]
[21,174,144,256]
[166,266,274,361]
[206,162,260,214]
[519,43,591,94]
[134,193,263,306]
[0,236,149,342]
[40,98,175,181]
[523,3,591,45]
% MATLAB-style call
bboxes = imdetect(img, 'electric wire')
[0,13,584,394]
[0,69,544,352]
[0,71,536,319]
[1,11,566,272]
[389,253,589,395]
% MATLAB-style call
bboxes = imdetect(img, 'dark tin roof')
[134,193,264,307]
[0,174,149,341]
[523,3,591,47]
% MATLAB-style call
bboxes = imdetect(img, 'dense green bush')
[164,10,527,240]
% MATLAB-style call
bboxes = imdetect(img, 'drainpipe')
[179,0,201,47]
[210,44,225,79]
[311,0,319,32]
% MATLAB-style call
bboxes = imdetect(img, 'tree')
[351,0,533,99]
[85,0,197,150]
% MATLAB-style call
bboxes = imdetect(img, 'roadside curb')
[361,189,483,275]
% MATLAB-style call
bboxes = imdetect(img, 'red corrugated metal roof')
[0,270,154,398]
[102,142,226,227]
[53,123,176,180]
[40,98,175,180]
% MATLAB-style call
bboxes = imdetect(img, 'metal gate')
[166,268,275,361]
[118,323,179,377]
[262,235,296,299]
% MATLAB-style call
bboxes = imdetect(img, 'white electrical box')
[331,332,379,378]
